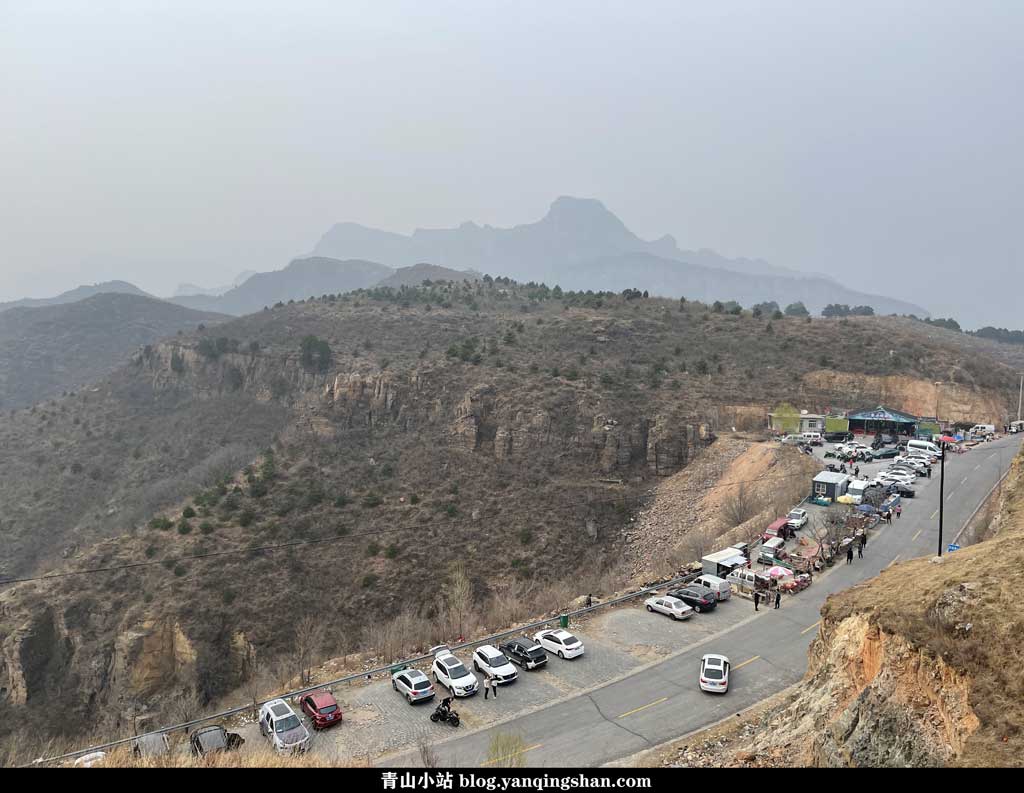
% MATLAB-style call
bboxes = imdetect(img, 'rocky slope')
[0,281,1017,758]
[0,293,228,410]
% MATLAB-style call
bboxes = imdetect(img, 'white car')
[644,596,694,621]
[258,699,311,753]
[430,646,479,696]
[893,457,927,469]
[532,629,585,659]
[699,654,731,693]
[786,508,808,529]
[472,644,519,684]
[877,470,915,484]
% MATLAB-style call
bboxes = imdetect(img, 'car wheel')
[694,605,702,613]
[646,605,653,612]
[558,651,564,659]
[407,693,413,704]
[392,681,397,691]
[671,613,679,621]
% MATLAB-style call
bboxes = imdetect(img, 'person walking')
[484,672,492,699]
[753,591,760,611]
[861,532,868,549]
[846,544,854,564]
[857,541,864,559]
[895,504,902,519]
[585,594,593,608]
[490,676,498,700]
[854,465,860,478]
[774,591,781,610]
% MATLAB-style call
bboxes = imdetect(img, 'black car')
[666,585,717,613]
[824,432,854,443]
[887,482,916,498]
[189,725,245,758]
[499,637,548,670]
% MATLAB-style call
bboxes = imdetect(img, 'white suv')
[258,699,310,753]
[430,646,478,696]
[472,645,518,684]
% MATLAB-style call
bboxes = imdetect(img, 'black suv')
[666,585,718,613]
[824,431,854,443]
[499,637,548,670]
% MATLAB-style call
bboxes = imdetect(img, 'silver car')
[392,668,436,704]
[644,596,694,621]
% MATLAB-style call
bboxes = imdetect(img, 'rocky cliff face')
[802,370,1007,425]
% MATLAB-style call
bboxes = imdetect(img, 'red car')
[299,690,342,730]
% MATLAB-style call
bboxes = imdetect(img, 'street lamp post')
[938,441,946,557]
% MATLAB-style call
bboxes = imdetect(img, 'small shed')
[811,471,850,501]
[701,548,749,578]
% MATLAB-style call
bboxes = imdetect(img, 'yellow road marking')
[912,529,923,541]
[734,655,761,670]
[930,509,939,520]
[801,620,821,635]
[480,743,543,766]
[618,697,668,719]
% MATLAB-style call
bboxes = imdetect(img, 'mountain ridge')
[310,196,929,316]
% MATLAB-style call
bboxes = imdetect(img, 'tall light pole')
[938,440,946,557]
[1017,373,1022,422]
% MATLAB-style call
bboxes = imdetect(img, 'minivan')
[800,432,824,445]
[907,439,941,456]
[693,574,732,601]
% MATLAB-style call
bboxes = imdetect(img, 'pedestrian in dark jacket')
[753,591,760,611]
[857,542,863,559]
[846,545,854,564]
[774,591,781,609]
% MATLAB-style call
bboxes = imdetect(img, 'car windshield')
[318,704,338,715]
[788,511,801,518]
[489,653,510,666]
[413,680,432,690]
[446,663,468,678]
[704,668,724,680]
[275,715,301,733]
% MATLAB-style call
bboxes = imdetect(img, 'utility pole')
[938,441,946,557]
[1017,373,1022,422]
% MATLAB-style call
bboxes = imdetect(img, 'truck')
[701,548,749,578]
[846,479,871,505]
[1011,420,1024,434]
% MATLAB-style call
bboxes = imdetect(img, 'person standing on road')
[490,676,498,699]
[774,591,781,609]
[895,504,902,519]
[857,541,864,559]
[846,544,854,564]
[855,465,860,478]
[484,672,492,699]
[754,591,760,611]
[860,532,868,550]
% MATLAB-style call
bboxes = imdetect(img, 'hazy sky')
[2,1,1021,326]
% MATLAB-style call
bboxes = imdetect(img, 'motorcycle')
[430,701,460,727]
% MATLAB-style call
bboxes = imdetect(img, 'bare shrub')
[720,483,757,528]
[486,731,527,768]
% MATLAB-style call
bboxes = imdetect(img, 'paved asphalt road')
[382,435,1022,768]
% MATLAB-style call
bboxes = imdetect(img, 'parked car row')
[392,630,586,705]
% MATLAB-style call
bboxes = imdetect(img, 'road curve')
[381,435,1022,768]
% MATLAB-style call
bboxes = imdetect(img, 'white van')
[907,439,941,456]
[693,574,732,601]
[969,424,995,436]
[800,432,824,445]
